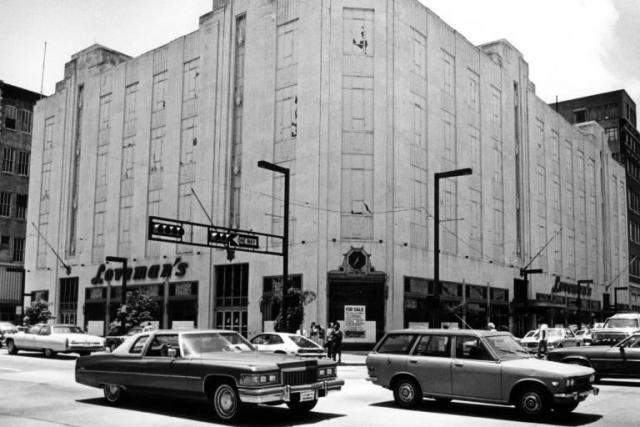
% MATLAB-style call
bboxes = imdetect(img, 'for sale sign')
[344,305,366,338]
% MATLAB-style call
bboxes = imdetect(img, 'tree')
[261,287,316,333]
[24,298,53,325]
[115,290,159,332]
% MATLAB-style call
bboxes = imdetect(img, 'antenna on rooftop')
[40,41,47,98]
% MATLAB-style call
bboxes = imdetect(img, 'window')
[4,105,17,129]
[573,109,586,123]
[20,109,32,133]
[0,192,10,216]
[13,238,24,262]
[376,333,417,354]
[414,334,451,357]
[2,147,14,172]
[145,335,179,357]
[455,336,493,360]
[129,336,150,354]
[0,235,9,252]
[16,151,29,175]
[16,194,27,219]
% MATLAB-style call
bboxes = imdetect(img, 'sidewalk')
[334,350,368,366]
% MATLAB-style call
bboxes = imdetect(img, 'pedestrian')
[487,322,496,331]
[317,324,325,346]
[325,322,335,359]
[537,323,548,358]
[309,321,319,344]
[331,322,343,363]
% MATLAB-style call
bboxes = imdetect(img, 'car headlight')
[318,367,335,378]
[239,372,279,386]
[565,378,575,388]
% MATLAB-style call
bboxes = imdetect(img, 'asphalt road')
[0,348,639,426]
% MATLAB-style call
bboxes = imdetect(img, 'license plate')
[299,390,316,402]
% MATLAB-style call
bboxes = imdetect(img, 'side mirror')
[168,348,177,358]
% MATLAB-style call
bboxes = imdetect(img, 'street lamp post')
[105,256,128,333]
[577,279,593,327]
[614,286,628,312]
[434,168,472,327]
[257,160,291,332]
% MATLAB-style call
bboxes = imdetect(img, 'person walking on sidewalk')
[330,322,343,363]
[537,323,548,358]
[325,322,335,360]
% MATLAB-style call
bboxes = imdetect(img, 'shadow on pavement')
[77,395,345,425]
[371,399,602,426]
[8,352,78,361]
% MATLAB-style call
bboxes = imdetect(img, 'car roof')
[387,328,511,337]
[609,313,640,319]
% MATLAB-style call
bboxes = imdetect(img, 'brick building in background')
[0,81,40,321]
[554,90,640,312]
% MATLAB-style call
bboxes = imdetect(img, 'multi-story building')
[25,0,627,342]
[0,81,40,321]
[554,90,640,312]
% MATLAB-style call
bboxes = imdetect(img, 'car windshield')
[484,335,531,360]
[605,319,640,328]
[547,329,563,337]
[288,335,319,348]
[181,332,255,356]
[53,326,84,334]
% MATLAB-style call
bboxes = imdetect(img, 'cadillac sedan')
[6,324,104,357]
[546,333,640,378]
[366,329,598,418]
[75,329,343,421]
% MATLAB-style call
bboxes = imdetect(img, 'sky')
[1,0,639,107]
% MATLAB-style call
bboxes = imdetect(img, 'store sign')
[551,276,592,297]
[91,258,188,285]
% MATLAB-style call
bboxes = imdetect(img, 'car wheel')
[103,384,125,404]
[43,348,56,358]
[7,340,18,355]
[286,399,318,414]
[554,402,579,414]
[393,377,422,408]
[515,385,549,417]
[212,383,241,421]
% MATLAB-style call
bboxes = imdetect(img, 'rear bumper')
[238,378,344,404]
[66,345,104,353]
[553,387,599,404]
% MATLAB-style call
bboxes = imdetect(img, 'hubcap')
[399,383,415,403]
[216,386,236,418]
[523,392,541,413]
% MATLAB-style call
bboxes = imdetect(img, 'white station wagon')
[366,329,598,418]
[6,324,104,358]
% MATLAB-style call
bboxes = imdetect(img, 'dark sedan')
[547,333,640,378]
[75,329,344,421]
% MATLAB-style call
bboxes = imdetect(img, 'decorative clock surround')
[339,247,374,274]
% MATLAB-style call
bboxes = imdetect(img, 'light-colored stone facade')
[26,0,628,339]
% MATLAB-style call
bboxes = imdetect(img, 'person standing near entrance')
[331,322,343,363]
[537,323,548,358]
[325,322,335,359]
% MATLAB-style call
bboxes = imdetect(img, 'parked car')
[0,322,18,348]
[104,325,144,352]
[6,324,104,358]
[250,332,325,358]
[590,313,640,346]
[520,328,582,354]
[547,333,640,379]
[574,329,592,345]
[366,329,598,418]
[76,329,344,421]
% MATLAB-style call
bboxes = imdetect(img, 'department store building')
[25,0,628,343]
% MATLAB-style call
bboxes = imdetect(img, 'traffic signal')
[209,230,236,245]
[148,217,185,242]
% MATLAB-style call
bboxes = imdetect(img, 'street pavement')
[1,348,639,426]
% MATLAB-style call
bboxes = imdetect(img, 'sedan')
[250,332,325,358]
[6,324,104,357]
[76,329,343,421]
[547,333,640,379]
[520,328,582,353]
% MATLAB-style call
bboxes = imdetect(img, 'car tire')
[43,348,56,358]
[393,377,422,408]
[103,384,125,404]
[212,383,241,421]
[515,385,550,418]
[554,402,579,414]
[286,399,318,414]
[6,340,18,355]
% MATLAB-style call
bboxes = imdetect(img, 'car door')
[407,334,452,396]
[116,334,150,391]
[141,334,190,394]
[609,335,640,375]
[451,335,502,402]
[37,325,58,351]
[19,325,41,349]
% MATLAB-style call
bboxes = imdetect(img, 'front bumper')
[238,378,345,404]
[553,387,599,404]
